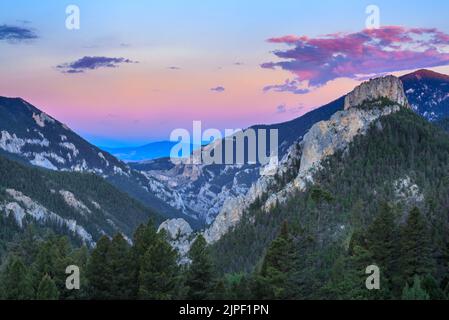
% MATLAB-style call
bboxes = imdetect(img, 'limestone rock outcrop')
[158,218,194,263]
[344,75,409,110]
[176,75,411,246]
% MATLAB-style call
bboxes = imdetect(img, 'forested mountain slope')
[401,69,449,121]
[0,153,162,257]
[0,96,198,226]
[211,108,449,299]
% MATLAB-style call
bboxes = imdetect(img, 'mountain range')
[106,69,449,164]
[402,69,449,121]
[129,69,449,230]
[102,141,200,162]
[2,69,449,251]
[0,97,201,230]
[2,69,449,300]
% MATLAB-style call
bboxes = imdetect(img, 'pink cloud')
[262,26,449,94]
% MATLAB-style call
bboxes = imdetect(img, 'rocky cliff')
[158,218,194,263]
[203,75,410,244]
[159,75,411,254]
[344,75,409,110]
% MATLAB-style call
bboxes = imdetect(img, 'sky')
[1,0,449,147]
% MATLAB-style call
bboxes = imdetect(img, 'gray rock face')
[1,189,94,246]
[0,97,190,222]
[203,75,410,244]
[135,97,345,226]
[142,161,259,225]
[203,141,302,243]
[393,176,424,205]
[204,105,402,244]
[158,218,194,263]
[299,105,401,174]
[158,218,193,239]
[344,75,409,110]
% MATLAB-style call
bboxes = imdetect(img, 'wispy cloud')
[167,66,181,70]
[0,24,38,43]
[16,20,32,25]
[57,56,137,74]
[276,104,287,114]
[264,79,311,94]
[210,86,225,92]
[262,26,449,94]
[290,104,305,114]
[275,103,305,115]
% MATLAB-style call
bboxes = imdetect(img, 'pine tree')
[401,276,430,300]
[138,231,179,300]
[232,275,253,300]
[365,203,399,295]
[132,222,158,262]
[33,240,59,279]
[0,257,34,300]
[211,279,228,300]
[349,199,365,230]
[132,223,158,275]
[15,225,39,265]
[32,237,70,295]
[322,250,369,300]
[251,274,274,300]
[108,233,136,299]
[259,221,297,299]
[421,274,446,300]
[36,275,59,300]
[67,245,90,299]
[87,236,112,299]
[185,235,215,300]
[400,207,434,283]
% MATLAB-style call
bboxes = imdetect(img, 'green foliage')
[3,109,449,300]
[36,275,59,300]
[138,231,179,300]
[0,153,161,245]
[257,221,297,299]
[132,222,158,269]
[365,203,400,296]
[211,109,449,299]
[83,223,217,300]
[107,234,136,299]
[87,236,112,299]
[401,276,430,300]
[400,207,434,282]
[0,221,181,301]
[185,235,215,300]
[310,186,334,203]
[421,274,446,300]
[0,257,34,299]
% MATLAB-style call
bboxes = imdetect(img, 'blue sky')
[1,1,449,147]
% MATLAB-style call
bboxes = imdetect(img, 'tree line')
[0,220,220,300]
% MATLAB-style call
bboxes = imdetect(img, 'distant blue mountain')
[101,141,199,162]
[107,97,346,163]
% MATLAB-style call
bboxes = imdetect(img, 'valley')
[2,69,449,300]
